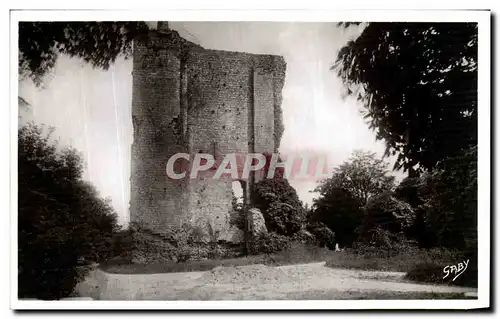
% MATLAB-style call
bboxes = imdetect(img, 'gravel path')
[76,262,477,300]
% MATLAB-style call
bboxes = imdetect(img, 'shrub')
[18,124,119,300]
[265,202,305,236]
[359,192,416,242]
[306,222,336,250]
[252,177,302,212]
[251,178,305,236]
[349,228,426,261]
[292,228,319,246]
[247,232,291,255]
[405,263,447,284]
[405,259,477,288]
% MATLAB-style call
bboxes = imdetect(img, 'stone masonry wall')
[130,31,187,231]
[130,29,286,238]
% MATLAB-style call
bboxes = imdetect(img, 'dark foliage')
[265,202,305,236]
[360,192,416,238]
[393,177,427,242]
[310,187,363,247]
[292,228,320,246]
[405,263,445,284]
[18,124,119,299]
[251,178,305,236]
[354,227,419,253]
[19,22,150,84]
[306,222,336,250]
[247,232,292,255]
[394,177,421,207]
[381,147,477,250]
[336,23,477,175]
[415,146,477,249]
[405,256,477,288]
[110,228,135,259]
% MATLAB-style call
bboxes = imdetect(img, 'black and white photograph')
[9,9,490,310]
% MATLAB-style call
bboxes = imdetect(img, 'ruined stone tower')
[130,23,286,238]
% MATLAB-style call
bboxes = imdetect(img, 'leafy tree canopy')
[335,22,477,175]
[360,191,416,238]
[19,22,150,85]
[310,187,363,247]
[314,150,396,206]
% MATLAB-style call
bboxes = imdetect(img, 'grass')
[325,246,466,273]
[101,255,268,274]
[324,246,477,288]
[100,243,333,274]
[325,251,418,273]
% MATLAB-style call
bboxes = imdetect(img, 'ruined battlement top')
[134,28,286,76]
[134,29,203,52]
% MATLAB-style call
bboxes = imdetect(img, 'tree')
[335,23,477,175]
[18,123,119,299]
[394,176,427,244]
[394,176,422,208]
[311,150,396,247]
[314,150,396,206]
[359,191,416,240]
[391,146,477,249]
[19,22,150,84]
[310,187,363,247]
[415,146,477,249]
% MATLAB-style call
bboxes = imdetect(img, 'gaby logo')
[165,152,331,182]
[443,259,470,281]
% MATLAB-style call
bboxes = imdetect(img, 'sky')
[19,22,404,226]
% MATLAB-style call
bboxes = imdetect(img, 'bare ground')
[76,262,477,300]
